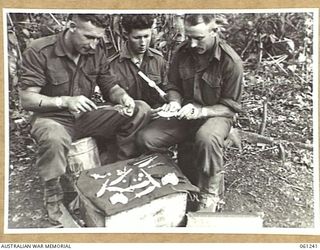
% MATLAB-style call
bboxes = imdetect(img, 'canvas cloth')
[76,153,199,216]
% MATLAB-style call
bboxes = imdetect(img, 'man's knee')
[136,128,152,150]
[136,127,165,152]
[35,123,72,149]
[195,129,224,148]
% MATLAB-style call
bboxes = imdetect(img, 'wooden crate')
[75,153,198,228]
[78,187,187,228]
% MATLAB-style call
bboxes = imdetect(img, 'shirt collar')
[119,42,154,62]
[54,30,67,57]
[210,35,221,62]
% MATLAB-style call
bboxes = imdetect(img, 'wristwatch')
[55,97,63,109]
[201,107,208,118]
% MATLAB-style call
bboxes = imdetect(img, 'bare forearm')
[20,90,67,112]
[202,104,235,118]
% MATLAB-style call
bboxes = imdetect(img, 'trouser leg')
[136,118,189,153]
[31,117,74,225]
[194,117,232,177]
[194,117,232,211]
[31,117,74,182]
[75,100,151,160]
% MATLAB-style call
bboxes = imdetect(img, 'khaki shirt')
[20,30,119,117]
[108,43,167,108]
[166,37,243,113]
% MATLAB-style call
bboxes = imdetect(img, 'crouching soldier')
[19,14,150,225]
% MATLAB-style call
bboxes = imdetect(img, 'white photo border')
[3,7,319,235]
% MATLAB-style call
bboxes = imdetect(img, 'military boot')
[43,177,64,226]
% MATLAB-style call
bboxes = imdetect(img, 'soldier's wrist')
[55,96,63,109]
[201,107,208,118]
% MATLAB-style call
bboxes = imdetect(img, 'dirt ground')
[7,70,314,229]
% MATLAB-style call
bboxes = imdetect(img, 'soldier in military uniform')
[137,14,244,212]
[19,14,150,225]
[108,14,167,120]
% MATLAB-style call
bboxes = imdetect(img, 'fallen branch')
[259,98,268,135]
[233,128,313,151]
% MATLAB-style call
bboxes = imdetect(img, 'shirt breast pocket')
[201,72,221,105]
[177,68,194,102]
[46,69,70,96]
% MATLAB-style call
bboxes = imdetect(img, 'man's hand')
[177,103,202,120]
[63,95,97,113]
[161,101,181,112]
[119,94,135,116]
[150,107,163,120]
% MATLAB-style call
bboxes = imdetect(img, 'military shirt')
[108,42,167,107]
[20,30,119,117]
[166,36,243,113]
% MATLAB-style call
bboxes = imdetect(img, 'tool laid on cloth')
[77,153,199,219]
[136,156,158,168]
[131,155,158,166]
[135,185,156,198]
[140,169,161,188]
[137,71,167,100]
[96,179,110,198]
[109,168,133,186]
[90,173,107,180]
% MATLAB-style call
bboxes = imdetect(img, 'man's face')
[127,28,152,56]
[184,22,216,55]
[70,20,105,54]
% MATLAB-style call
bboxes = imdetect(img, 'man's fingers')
[177,104,194,119]
[80,102,94,112]
[76,104,87,113]
[85,99,98,110]
[161,104,170,112]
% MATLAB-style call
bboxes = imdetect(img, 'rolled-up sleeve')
[219,57,243,113]
[164,53,183,94]
[97,52,121,99]
[20,48,46,90]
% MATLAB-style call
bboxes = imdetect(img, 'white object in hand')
[157,110,178,118]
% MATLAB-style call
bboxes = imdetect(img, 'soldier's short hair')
[121,14,154,33]
[184,14,215,26]
[68,14,110,28]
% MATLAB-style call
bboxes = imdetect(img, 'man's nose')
[140,38,147,46]
[89,38,99,49]
[190,39,198,48]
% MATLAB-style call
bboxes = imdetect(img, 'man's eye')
[195,37,204,41]
[85,35,96,40]
[186,36,203,41]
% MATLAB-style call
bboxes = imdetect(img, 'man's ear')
[208,20,218,37]
[67,20,77,32]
